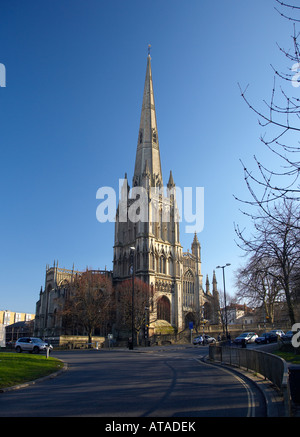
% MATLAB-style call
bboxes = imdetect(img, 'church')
[34,52,220,338]
[113,51,220,332]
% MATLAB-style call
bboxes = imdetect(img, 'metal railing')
[209,344,291,416]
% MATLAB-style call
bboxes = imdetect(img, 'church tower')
[113,51,184,329]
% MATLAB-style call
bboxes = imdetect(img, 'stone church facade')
[34,53,220,338]
[112,53,220,332]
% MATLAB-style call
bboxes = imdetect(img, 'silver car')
[233,332,258,345]
[15,337,53,354]
[269,329,285,337]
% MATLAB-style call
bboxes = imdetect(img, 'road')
[0,345,267,417]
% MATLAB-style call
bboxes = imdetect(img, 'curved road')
[0,346,266,417]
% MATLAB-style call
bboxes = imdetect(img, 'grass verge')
[0,352,64,390]
[273,350,300,365]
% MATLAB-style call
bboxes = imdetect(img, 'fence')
[209,344,291,416]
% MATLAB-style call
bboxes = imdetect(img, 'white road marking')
[194,358,256,417]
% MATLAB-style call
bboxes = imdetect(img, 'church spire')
[212,270,218,295]
[191,232,201,260]
[133,50,163,187]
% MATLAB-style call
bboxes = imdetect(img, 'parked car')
[281,331,294,342]
[203,335,216,344]
[193,335,203,345]
[233,332,258,345]
[255,332,278,344]
[269,329,285,337]
[15,337,53,354]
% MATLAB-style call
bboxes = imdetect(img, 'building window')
[152,129,157,143]
[160,256,166,274]
[4,312,10,325]
[183,270,194,308]
[151,253,155,270]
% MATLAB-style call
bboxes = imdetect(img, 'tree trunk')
[284,283,296,326]
[88,330,93,347]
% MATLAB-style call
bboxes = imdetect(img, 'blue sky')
[0,0,296,314]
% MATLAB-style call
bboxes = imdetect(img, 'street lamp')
[144,306,149,347]
[216,263,231,339]
[130,246,135,349]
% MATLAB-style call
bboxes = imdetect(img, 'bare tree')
[236,0,300,217]
[59,270,114,344]
[235,199,300,326]
[235,256,284,323]
[116,278,155,345]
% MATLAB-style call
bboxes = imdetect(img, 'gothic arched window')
[183,270,194,308]
[160,256,166,274]
[150,252,155,271]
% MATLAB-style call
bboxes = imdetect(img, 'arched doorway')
[157,296,171,323]
[185,312,195,329]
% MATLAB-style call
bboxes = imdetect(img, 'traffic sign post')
[189,322,193,344]
[108,334,113,349]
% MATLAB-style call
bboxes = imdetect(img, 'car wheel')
[15,346,22,353]
[33,346,40,354]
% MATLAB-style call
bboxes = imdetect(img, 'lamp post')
[216,263,231,339]
[144,306,149,347]
[130,247,135,349]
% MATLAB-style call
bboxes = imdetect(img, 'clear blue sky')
[0,0,295,313]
